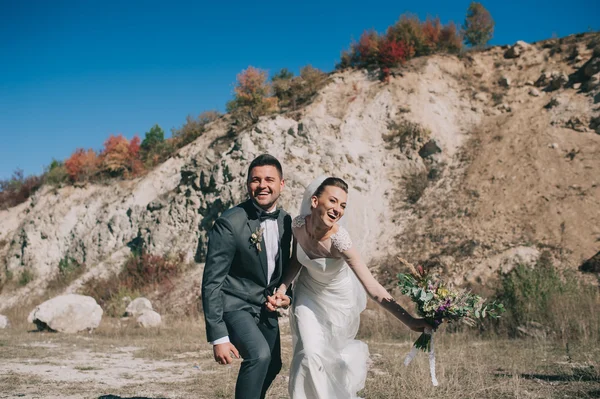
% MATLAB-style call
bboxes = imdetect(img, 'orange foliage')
[234,66,271,104]
[65,148,99,182]
[100,134,144,177]
[422,17,442,52]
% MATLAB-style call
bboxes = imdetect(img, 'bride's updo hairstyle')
[312,177,348,198]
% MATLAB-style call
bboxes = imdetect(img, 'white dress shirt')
[211,203,279,346]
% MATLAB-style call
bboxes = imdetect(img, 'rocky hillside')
[1,33,599,312]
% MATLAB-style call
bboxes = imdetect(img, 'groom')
[201,154,292,399]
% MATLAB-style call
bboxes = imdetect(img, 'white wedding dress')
[288,215,369,399]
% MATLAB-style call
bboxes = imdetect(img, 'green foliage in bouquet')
[396,258,504,351]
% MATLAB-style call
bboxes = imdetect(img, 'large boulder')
[0,315,9,329]
[28,294,102,333]
[136,310,162,328]
[124,297,153,317]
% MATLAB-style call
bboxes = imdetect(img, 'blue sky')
[1,0,598,180]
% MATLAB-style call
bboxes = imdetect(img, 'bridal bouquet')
[396,257,504,385]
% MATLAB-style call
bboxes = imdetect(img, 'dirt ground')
[1,316,599,399]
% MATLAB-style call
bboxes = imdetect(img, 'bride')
[268,176,429,398]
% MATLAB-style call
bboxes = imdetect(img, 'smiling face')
[310,185,348,228]
[247,165,285,210]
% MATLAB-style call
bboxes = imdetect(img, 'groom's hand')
[266,292,290,312]
[213,342,240,365]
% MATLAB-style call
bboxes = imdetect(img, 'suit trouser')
[223,310,282,399]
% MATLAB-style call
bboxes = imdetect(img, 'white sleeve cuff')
[210,336,230,345]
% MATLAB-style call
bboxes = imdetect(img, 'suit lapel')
[245,202,269,284]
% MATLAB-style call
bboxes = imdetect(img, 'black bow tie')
[259,210,280,222]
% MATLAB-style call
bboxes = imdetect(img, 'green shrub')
[384,120,431,152]
[498,252,600,341]
[47,256,85,292]
[81,251,185,316]
[44,160,69,186]
[404,170,429,204]
[18,269,34,286]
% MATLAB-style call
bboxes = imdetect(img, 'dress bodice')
[293,215,353,285]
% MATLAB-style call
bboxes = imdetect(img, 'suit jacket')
[201,199,293,342]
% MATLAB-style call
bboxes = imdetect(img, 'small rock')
[499,76,511,87]
[474,92,489,102]
[545,96,561,109]
[535,72,551,87]
[584,57,600,78]
[565,116,589,132]
[136,310,162,328]
[586,73,600,91]
[590,116,600,134]
[418,139,442,159]
[529,88,540,97]
[504,40,530,59]
[548,143,559,149]
[549,71,569,90]
[504,46,521,59]
[0,315,9,329]
[525,80,534,86]
[498,103,512,112]
[125,297,153,318]
[573,82,582,90]
[579,251,600,273]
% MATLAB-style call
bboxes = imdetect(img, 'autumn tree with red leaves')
[378,36,411,82]
[337,11,466,74]
[65,148,99,182]
[100,134,143,177]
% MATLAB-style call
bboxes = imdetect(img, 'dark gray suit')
[202,199,292,399]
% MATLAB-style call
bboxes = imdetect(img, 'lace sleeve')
[292,215,306,228]
[331,226,352,252]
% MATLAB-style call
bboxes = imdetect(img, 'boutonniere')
[250,226,264,252]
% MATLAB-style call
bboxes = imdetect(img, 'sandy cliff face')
[1,34,599,311]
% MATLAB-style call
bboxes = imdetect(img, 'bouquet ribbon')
[403,327,438,386]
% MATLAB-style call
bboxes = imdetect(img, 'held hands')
[213,342,240,365]
[265,291,291,312]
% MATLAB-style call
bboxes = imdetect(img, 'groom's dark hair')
[247,154,283,180]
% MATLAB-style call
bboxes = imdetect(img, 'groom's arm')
[201,217,236,342]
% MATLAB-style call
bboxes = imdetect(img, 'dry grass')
[0,307,599,399]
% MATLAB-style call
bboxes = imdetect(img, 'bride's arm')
[276,235,303,294]
[342,246,428,332]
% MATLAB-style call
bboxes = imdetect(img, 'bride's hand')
[409,318,433,333]
[265,291,291,312]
